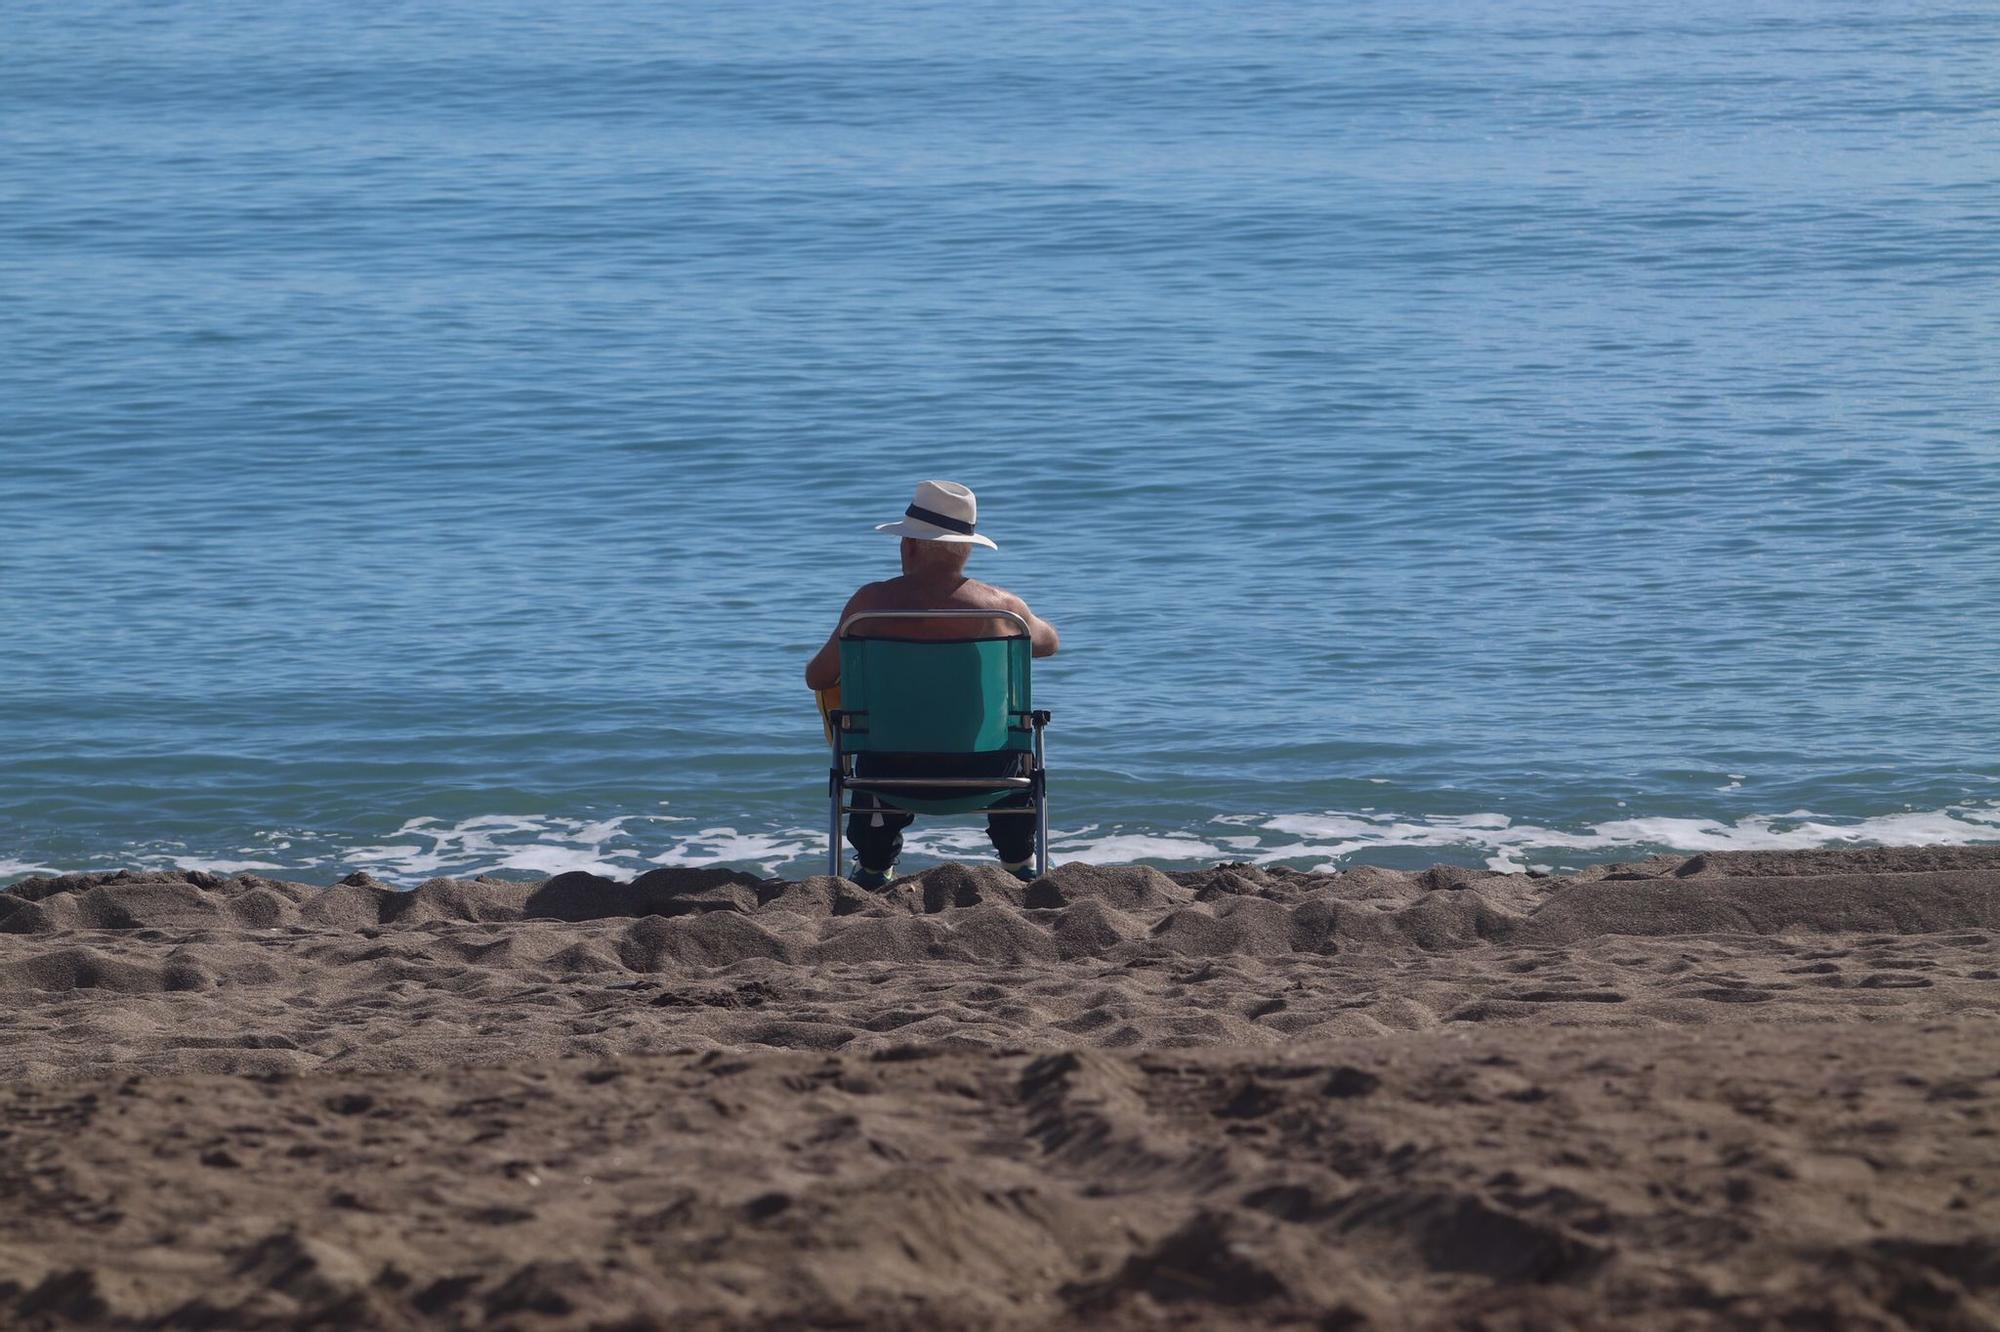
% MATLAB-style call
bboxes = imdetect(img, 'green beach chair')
[826,610,1051,880]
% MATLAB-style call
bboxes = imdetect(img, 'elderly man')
[807,481,1060,889]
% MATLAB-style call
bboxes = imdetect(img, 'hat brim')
[874,518,997,550]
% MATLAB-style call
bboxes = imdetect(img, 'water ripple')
[3,0,1998,877]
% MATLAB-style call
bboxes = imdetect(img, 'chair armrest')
[825,709,858,754]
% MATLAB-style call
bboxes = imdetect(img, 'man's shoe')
[851,864,896,891]
[1001,860,1036,884]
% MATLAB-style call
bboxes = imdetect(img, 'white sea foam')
[1053,832,1238,864]
[9,802,1999,888]
[343,814,663,881]
[333,799,2000,882]
[1252,804,2000,873]
[150,857,287,875]
[648,827,824,869]
[488,845,634,879]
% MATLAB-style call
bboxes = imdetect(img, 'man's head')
[900,536,972,578]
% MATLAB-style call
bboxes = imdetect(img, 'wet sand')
[1,847,1996,1328]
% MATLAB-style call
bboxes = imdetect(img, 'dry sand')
[0,847,1996,1328]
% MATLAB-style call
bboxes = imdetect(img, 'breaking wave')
[9,802,2000,888]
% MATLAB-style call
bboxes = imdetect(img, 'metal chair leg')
[1032,730,1049,879]
[1035,787,1049,880]
[828,770,843,879]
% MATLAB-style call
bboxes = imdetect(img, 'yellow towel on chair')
[816,686,842,748]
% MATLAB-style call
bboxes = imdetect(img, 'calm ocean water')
[4,1,1999,885]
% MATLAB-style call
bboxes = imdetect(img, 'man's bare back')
[806,538,1059,691]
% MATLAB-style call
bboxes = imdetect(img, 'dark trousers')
[844,752,1035,871]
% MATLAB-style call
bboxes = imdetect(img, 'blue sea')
[5,1,1999,886]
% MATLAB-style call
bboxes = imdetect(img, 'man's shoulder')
[850,576,1014,602]
[844,580,898,609]
[848,577,1028,615]
[964,580,1028,610]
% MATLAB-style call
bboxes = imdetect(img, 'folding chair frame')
[826,610,1050,881]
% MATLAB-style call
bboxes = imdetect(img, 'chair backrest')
[836,613,1033,756]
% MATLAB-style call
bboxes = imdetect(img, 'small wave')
[342,815,665,882]
[160,857,288,876]
[9,802,1999,888]
[1244,804,2000,873]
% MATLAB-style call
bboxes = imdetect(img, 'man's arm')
[1006,593,1060,659]
[805,589,869,690]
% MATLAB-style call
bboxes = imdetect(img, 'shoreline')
[9,796,2000,892]
[3,847,1997,1327]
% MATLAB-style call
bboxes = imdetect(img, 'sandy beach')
[2,846,1996,1328]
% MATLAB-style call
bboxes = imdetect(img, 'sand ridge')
[1,851,1998,1082]
[1,847,1997,1328]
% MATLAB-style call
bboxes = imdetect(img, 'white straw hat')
[873,480,997,550]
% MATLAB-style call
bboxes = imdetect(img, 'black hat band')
[905,504,975,535]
